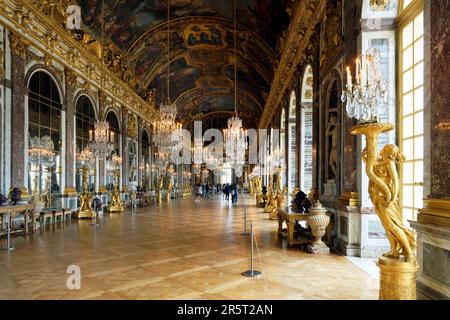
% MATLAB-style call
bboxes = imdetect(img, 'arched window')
[300,65,314,193]
[398,0,424,225]
[288,91,297,192]
[142,130,151,189]
[28,71,62,196]
[280,108,286,187]
[75,95,96,192]
[106,110,121,155]
[76,95,96,151]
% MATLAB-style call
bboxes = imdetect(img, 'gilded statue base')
[74,209,94,219]
[105,204,123,213]
[377,256,419,300]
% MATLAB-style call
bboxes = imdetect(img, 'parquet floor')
[0,195,378,300]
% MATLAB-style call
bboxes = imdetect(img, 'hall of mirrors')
[0,0,449,301]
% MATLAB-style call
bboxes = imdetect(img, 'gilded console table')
[0,204,36,235]
[277,207,310,246]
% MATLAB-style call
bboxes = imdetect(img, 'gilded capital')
[10,33,29,59]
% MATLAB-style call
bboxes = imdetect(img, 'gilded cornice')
[258,0,327,129]
[0,0,157,124]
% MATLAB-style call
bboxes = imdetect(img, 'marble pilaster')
[413,0,450,300]
[10,33,27,190]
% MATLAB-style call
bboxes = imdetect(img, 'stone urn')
[307,201,331,253]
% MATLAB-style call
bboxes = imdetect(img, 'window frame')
[397,0,424,224]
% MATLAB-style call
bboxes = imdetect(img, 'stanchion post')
[242,222,261,278]
[241,204,249,236]
[2,213,15,251]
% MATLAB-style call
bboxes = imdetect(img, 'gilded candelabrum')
[270,167,287,219]
[157,175,164,203]
[76,165,94,219]
[106,170,123,213]
[254,177,264,206]
[166,177,173,201]
[249,178,255,197]
[351,122,418,300]
[264,175,275,214]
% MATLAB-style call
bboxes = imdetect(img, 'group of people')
[194,182,240,205]
[222,183,240,205]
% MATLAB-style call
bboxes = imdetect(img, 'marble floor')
[0,195,378,300]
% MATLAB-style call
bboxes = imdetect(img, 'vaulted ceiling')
[77,0,291,129]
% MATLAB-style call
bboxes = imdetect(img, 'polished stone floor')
[0,195,378,300]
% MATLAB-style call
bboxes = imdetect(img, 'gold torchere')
[75,166,94,219]
[264,175,275,213]
[271,167,287,219]
[166,177,172,201]
[254,177,264,206]
[106,170,123,213]
[249,178,255,197]
[157,175,164,203]
[351,122,418,300]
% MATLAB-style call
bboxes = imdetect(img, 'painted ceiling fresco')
[77,0,292,127]
[79,0,289,50]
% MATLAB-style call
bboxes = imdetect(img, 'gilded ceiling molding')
[0,0,157,123]
[258,0,327,129]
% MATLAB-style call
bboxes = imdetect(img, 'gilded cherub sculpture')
[362,144,416,263]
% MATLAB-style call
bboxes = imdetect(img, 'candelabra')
[341,48,388,123]
[106,153,123,213]
[345,49,418,300]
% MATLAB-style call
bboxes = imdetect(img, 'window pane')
[414,161,423,183]
[414,12,424,38]
[403,138,414,160]
[403,115,414,138]
[403,69,414,93]
[402,185,414,207]
[403,92,414,116]
[414,62,424,88]
[414,136,423,159]
[403,22,413,47]
[403,162,414,184]
[403,0,413,9]
[414,112,423,135]
[403,46,413,71]
[414,186,423,209]
[40,104,51,128]
[403,208,414,224]
[414,87,424,112]
[414,37,424,64]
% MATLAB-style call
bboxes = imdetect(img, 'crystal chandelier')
[29,137,55,167]
[76,146,94,167]
[88,120,115,159]
[152,0,182,161]
[224,0,247,178]
[107,153,122,171]
[341,48,388,123]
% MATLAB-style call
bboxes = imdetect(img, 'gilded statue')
[325,113,339,178]
[254,177,263,205]
[363,144,416,263]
